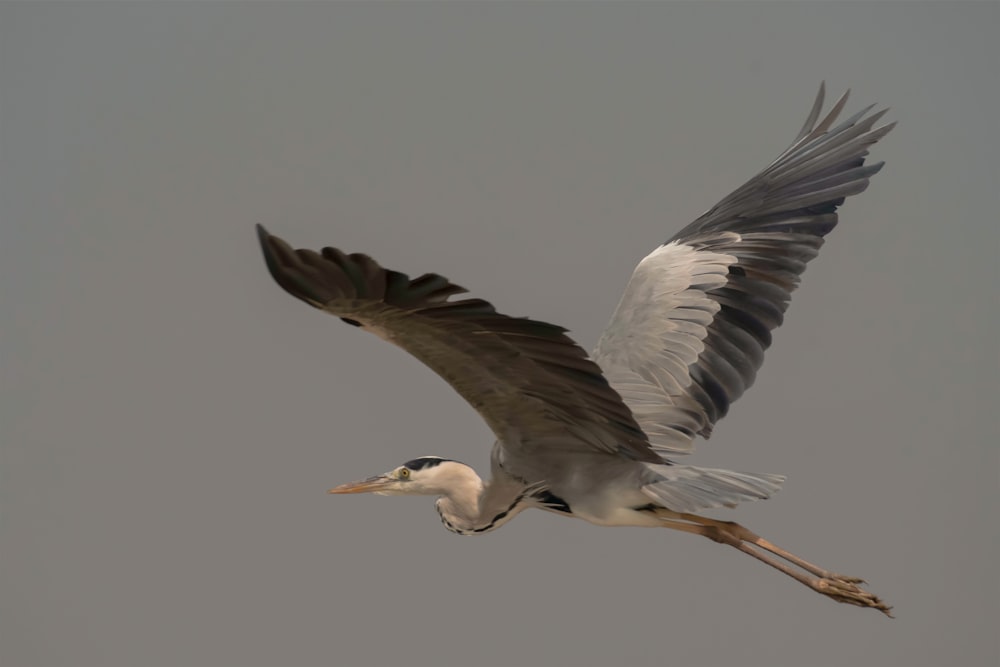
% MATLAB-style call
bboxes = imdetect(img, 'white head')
[327,457,482,498]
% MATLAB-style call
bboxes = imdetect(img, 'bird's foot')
[813,574,894,618]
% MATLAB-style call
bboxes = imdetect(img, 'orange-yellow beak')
[327,474,394,495]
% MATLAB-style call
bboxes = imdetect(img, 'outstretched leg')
[653,509,893,617]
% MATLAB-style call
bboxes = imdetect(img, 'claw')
[816,576,894,618]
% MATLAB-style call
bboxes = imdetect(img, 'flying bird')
[257,84,895,616]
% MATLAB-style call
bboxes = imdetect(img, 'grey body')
[257,85,894,615]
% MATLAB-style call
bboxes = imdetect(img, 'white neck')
[431,463,528,536]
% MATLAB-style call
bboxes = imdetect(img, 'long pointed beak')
[327,474,394,495]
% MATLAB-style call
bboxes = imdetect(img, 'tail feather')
[642,463,785,513]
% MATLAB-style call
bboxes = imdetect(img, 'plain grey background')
[2,2,997,666]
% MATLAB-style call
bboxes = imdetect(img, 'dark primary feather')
[256,224,659,464]
[672,86,894,433]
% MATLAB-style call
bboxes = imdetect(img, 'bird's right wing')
[593,85,895,457]
[257,225,659,464]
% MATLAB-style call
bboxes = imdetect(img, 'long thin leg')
[675,512,865,581]
[654,510,893,617]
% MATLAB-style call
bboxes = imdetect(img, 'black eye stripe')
[402,457,455,471]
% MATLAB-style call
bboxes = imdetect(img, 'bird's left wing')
[256,225,658,464]
[592,85,895,457]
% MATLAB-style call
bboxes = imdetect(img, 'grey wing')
[593,84,895,456]
[257,225,659,465]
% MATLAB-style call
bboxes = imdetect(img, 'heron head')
[327,457,475,497]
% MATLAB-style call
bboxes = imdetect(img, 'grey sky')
[2,2,997,666]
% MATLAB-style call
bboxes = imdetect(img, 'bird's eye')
[398,468,410,479]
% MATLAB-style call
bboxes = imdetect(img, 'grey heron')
[256,84,895,616]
